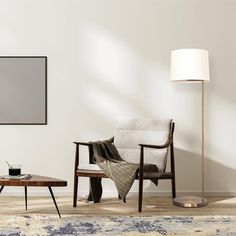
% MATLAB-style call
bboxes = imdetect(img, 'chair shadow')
[174,148,236,204]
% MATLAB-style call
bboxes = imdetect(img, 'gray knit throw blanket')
[91,139,159,202]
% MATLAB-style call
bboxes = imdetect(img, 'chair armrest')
[73,142,92,172]
[73,137,114,167]
[73,141,91,146]
[139,138,173,177]
[139,139,172,149]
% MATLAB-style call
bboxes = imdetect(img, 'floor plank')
[0,196,236,216]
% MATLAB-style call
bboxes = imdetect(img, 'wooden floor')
[0,196,236,216]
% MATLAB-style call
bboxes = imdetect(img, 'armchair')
[73,118,175,212]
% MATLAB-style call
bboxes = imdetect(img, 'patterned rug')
[0,215,236,236]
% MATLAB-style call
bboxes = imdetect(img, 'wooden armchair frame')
[73,122,176,212]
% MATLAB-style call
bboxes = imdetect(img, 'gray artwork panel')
[0,57,46,124]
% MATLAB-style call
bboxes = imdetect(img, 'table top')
[0,175,67,187]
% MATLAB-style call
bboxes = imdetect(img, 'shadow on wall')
[175,148,236,195]
[74,23,167,140]
[141,147,236,195]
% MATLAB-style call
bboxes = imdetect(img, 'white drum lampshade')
[170,48,209,82]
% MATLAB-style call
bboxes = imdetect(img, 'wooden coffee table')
[0,175,67,218]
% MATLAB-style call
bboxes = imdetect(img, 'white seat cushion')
[114,118,171,172]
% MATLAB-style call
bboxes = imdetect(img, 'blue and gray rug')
[0,215,236,235]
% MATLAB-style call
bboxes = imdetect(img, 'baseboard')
[1,191,236,197]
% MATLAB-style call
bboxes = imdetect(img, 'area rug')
[0,215,236,236]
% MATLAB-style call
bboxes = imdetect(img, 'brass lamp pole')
[170,48,209,208]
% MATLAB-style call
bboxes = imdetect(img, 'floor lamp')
[170,48,209,208]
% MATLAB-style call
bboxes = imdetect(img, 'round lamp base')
[173,196,208,208]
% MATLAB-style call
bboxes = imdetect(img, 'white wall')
[0,0,236,197]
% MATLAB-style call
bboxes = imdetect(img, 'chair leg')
[171,178,176,199]
[24,186,28,210]
[138,174,143,212]
[73,176,78,207]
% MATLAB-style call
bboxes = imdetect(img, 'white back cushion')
[114,118,172,172]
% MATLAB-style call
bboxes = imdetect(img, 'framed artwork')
[0,56,47,124]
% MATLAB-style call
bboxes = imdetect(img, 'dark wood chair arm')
[73,141,91,146]
[139,139,172,150]
[74,137,114,167]
[73,142,91,171]
[139,138,173,177]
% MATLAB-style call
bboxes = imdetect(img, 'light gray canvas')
[0,57,46,124]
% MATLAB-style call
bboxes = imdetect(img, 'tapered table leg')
[24,186,27,210]
[48,186,61,218]
[0,186,4,194]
